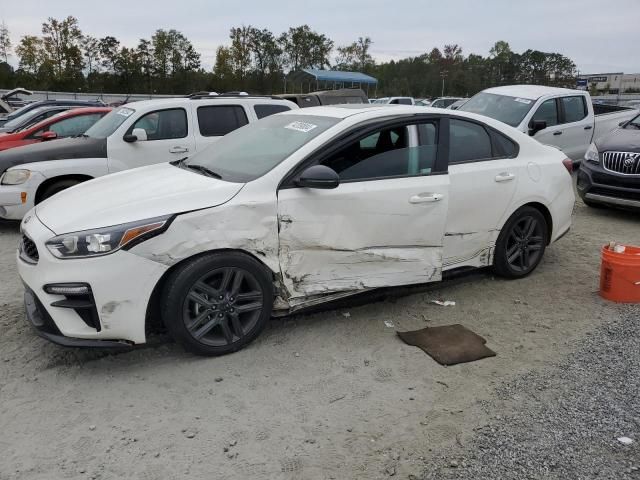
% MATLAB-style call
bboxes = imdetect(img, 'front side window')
[197,105,248,136]
[130,108,187,140]
[449,119,492,163]
[254,104,291,120]
[561,96,587,123]
[320,123,437,181]
[183,114,340,182]
[45,113,105,137]
[532,99,558,127]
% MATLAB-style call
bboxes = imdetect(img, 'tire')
[493,206,548,279]
[161,252,274,356]
[37,179,82,204]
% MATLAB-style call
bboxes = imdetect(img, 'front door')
[277,122,449,299]
[107,107,195,172]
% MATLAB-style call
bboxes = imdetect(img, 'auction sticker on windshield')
[514,98,533,104]
[285,121,318,133]
[116,108,134,117]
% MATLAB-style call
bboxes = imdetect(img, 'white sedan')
[17,105,575,356]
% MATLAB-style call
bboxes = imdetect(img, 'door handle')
[553,131,563,136]
[495,172,516,182]
[409,193,444,204]
[584,125,593,130]
[169,146,189,153]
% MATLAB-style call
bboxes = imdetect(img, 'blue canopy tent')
[285,68,378,96]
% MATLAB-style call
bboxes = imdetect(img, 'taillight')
[562,158,573,174]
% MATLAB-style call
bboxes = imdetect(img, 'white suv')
[0,95,297,220]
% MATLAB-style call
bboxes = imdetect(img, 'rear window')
[197,105,248,136]
[254,104,291,119]
[561,96,587,123]
[491,130,518,157]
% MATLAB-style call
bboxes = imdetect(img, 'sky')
[2,0,639,74]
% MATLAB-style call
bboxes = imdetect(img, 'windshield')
[183,114,341,182]
[459,92,536,127]
[85,107,135,138]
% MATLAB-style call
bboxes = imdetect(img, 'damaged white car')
[18,105,575,355]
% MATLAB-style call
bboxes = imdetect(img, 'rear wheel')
[37,179,83,203]
[161,252,273,356]
[493,207,548,279]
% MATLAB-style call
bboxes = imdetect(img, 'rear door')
[107,106,196,172]
[192,103,249,152]
[277,119,449,299]
[443,118,521,269]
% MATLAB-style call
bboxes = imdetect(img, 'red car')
[0,107,112,152]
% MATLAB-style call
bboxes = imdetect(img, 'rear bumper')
[577,161,640,209]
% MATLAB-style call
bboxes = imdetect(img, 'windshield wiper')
[183,163,222,179]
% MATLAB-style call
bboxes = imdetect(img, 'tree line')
[0,17,577,98]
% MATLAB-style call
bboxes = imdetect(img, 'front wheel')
[493,206,548,279]
[161,252,274,356]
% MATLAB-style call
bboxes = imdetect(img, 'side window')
[130,108,187,140]
[47,114,105,137]
[561,96,587,123]
[532,99,558,127]
[490,130,518,158]
[197,105,248,136]
[416,122,438,174]
[449,119,492,164]
[397,98,413,105]
[254,104,291,120]
[321,125,432,181]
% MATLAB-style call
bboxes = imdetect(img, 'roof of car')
[482,85,583,99]
[114,96,296,111]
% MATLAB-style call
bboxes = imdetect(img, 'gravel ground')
[422,304,640,480]
[0,194,639,480]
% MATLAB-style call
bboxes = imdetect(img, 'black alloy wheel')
[162,252,273,356]
[494,206,548,278]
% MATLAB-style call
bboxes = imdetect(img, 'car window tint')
[561,96,587,123]
[490,130,518,157]
[416,122,438,174]
[449,119,492,163]
[47,113,104,137]
[322,126,431,181]
[532,99,558,127]
[131,108,187,140]
[197,105,248,136]
[254,104,291,119]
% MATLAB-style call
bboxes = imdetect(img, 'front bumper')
[577,161,640,209]
[0,171,45,220]
[17,213,169,346]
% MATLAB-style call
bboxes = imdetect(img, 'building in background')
[577,73,640,94]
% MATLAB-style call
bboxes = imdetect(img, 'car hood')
[596,128,640,153]
[35,162,245,234]
[0,137,107,175]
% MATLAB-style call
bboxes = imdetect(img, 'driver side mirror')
[528,119,547,136]
[296,165,340,189]
[123,128,148,143]
[40,131,57,141]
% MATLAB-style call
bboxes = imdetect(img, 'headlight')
[1,169,31,185]
[584,143,599,164]
[45,215,173,259]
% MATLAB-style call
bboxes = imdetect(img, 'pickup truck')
[0,94,297,220]
[277,88,368,107]
[458,85,638,164]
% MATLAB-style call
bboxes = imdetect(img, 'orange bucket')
[600,244,640,303]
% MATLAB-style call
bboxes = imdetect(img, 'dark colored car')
[0,99,105,127]
[577,114,640,210]
[277,88,368,108]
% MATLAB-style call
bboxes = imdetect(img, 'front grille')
[602,151,640,175]
[20,234,39,264]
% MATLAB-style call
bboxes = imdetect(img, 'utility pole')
[440,70,448,96]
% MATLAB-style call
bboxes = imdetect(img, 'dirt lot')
[0,197,638,480]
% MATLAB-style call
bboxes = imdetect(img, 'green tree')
[15,35,44,75]
[279,25,333,72]
[41,16,84,83]
[336,36,374,71]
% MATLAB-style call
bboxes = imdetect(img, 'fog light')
[43,283,90,296]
